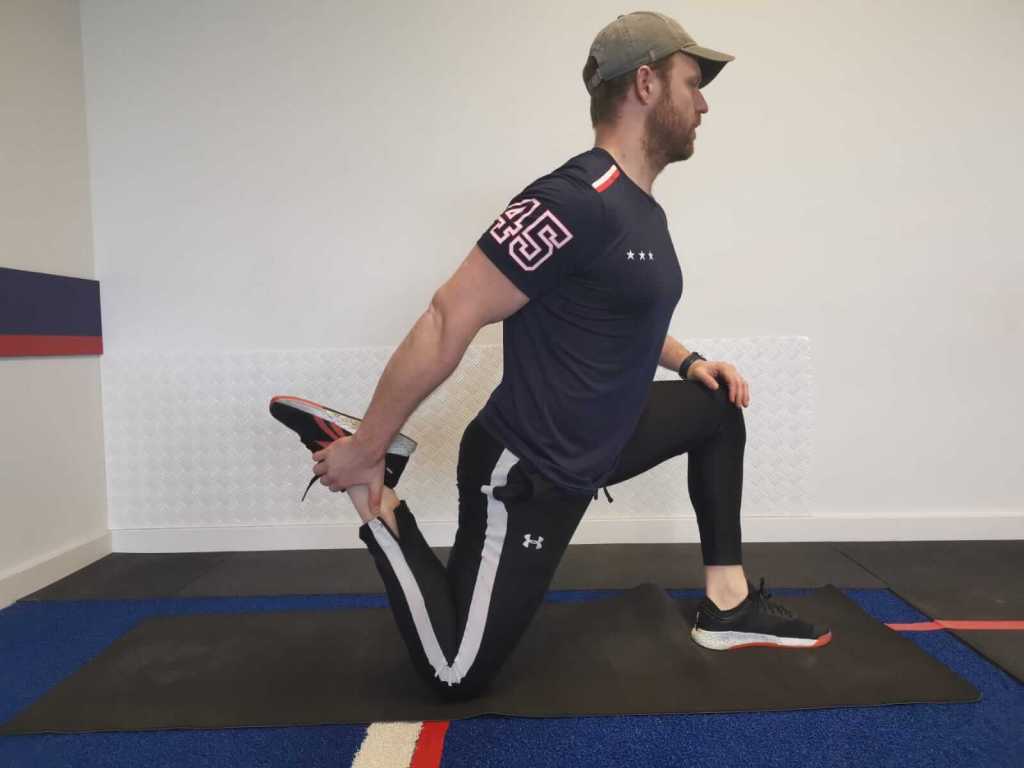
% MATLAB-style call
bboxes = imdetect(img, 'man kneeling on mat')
[296,12,831,702]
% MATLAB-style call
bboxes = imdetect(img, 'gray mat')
[0,584,979,734]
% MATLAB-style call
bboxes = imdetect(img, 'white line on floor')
[351,721,424,768]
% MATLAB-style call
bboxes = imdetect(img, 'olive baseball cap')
[584,11,734,93]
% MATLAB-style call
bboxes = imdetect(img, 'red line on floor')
[934,619,1024,630]
[410,720,450,768]
[886,620,1024,631]
[887,621,943,631]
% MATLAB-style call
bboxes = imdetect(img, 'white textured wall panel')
[101,338,813,538]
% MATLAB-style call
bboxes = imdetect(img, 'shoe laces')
[301,473,346,501]
[749,577,794,619]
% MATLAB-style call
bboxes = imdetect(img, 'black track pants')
[605,378,746,566]
[357,377,745,701]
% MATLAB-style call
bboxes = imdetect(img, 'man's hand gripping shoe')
[269,395,417,501]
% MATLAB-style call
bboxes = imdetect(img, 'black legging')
[604,377,745,565]
[358,377,745,701]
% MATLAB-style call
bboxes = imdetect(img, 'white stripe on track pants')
[358,416,592,702]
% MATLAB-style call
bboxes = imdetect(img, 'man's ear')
[633,66,657,106]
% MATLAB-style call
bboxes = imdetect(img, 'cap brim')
[680,44,734,88]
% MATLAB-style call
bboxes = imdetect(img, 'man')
[305,12,831,701]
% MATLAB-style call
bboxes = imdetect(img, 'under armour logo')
[626,249,654,261]
[523,534,544,550]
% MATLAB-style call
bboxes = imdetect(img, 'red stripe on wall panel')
[0,335,103,357]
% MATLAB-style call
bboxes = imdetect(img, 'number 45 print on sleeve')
[476,174,604,300]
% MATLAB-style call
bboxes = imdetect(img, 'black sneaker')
[269,395,417,501]
[690,577,833,651]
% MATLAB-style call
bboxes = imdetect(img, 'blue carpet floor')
[0,588,1020,768]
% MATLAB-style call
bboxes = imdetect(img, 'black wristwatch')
[678,351,707,380]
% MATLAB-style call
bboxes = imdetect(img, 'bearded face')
[642,76,697,166]
[640,55,706,168]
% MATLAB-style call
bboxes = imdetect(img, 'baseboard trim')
[3,513,1019,608]
[106,510,1024,552]
[0,531,112,610]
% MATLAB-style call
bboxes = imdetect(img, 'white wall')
[0,0,110,607]
[1,1,1019,605]
[80,0,1023,528]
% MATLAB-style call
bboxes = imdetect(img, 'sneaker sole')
[690,627,833,651]
[269,395,417,456]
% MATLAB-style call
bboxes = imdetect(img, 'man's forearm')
[353,305,467,461]
[659,334,692,373]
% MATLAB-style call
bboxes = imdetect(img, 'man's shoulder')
[514,148,611,221]
[544,147,618,197]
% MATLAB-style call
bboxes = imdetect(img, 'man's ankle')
[346,485,402,539]
[704,564,749,610]
[708,589,749,614]
[379,509,400,539]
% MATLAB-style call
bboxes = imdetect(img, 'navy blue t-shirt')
[475,146,683,495]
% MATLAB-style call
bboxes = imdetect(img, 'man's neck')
[593,130,664,197]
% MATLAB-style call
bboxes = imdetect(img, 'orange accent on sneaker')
[726,631,833,650]
[314,414,349,442]
[271,394,335,411]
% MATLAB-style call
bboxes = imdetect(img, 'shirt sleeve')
[476,173,603,300]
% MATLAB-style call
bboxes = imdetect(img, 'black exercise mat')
[0,584,978,734]
[836,540,1024,683]
[23,543,882,601]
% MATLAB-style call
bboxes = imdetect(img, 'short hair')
[583,54,676,129]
